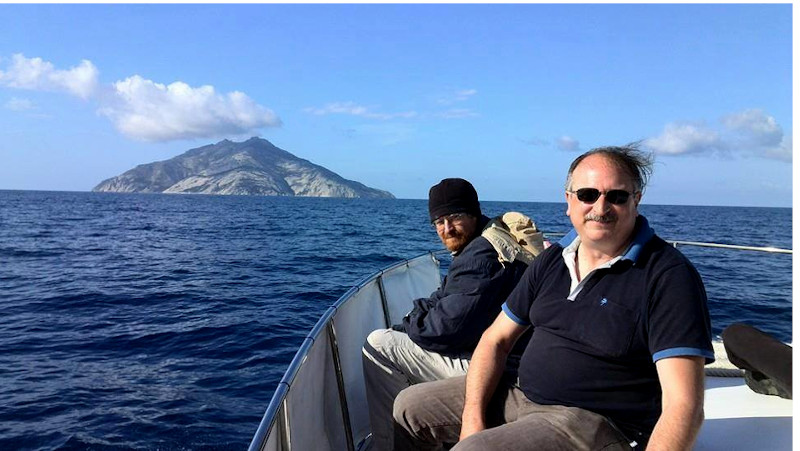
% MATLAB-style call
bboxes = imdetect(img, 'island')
[92,137,394,198]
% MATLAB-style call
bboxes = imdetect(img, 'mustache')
[442,228,465,237]
[584,213,616,223]
[444,231,465,239]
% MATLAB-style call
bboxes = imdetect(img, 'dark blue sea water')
[0,191,792,450]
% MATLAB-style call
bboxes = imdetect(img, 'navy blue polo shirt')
[502,216,714,439]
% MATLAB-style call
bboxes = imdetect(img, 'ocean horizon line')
[0,188,792,210]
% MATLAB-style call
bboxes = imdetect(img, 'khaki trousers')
[362,329,471,451]
[393,375,634,451]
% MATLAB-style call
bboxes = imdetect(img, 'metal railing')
[542,232,792,254]
[665,240,792,254]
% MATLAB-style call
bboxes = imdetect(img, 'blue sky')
[0,3,792,207]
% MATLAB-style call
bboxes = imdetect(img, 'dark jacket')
[399,216,528,354]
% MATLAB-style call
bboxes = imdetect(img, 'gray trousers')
[392,375,634,451]
[362,329,471,451]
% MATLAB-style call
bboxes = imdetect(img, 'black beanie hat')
[428,178,481,222]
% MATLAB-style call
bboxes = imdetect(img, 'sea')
[0,190,792,450]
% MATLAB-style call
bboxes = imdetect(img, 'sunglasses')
[568,188,638,205]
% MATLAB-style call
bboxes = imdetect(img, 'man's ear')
[565,191,571,216]
[633,191,642,208]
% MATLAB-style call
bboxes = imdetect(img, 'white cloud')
[721,109,790,161]
[305,101,369,116]
[4,97,34,111]
[643,122,721,155]
[435,108,479,119]
[643,110,790,162]
[304,96,480,120]
[557,136,581,152]
[0,53,98,99]
[763,136,792,162]
[0,54,281,142]
[99,75,281,142]
[722,109,782,140]
[437,88,477,105]
[457,89,477,98]
[304,101,417,120]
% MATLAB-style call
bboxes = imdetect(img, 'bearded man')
[362,178,529,451]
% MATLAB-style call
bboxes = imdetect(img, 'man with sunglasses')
[362,178,530,451]
[393,146,714,451]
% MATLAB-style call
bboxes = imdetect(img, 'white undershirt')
[561,236,623,301]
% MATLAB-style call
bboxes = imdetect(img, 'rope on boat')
[705,341,744,377]
[706,367,744,377]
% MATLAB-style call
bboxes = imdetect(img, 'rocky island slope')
[93,138,394,198]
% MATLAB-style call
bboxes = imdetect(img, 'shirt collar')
[557,215,655,264]
[623,216,655,262]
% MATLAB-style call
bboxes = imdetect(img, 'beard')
[440,229,472,253]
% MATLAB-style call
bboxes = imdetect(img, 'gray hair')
[565,143,654,193]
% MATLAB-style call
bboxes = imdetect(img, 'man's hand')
[459,415,487,441]
[459,312,528,443]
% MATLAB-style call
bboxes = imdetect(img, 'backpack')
[481,212,545,266]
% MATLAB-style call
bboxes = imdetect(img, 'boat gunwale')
[248,250,445,451]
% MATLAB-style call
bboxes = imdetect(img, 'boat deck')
[696,341,792,450]
[697,375,792,450]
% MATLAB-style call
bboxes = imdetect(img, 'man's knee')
[392,383,417,423]
[392,379,467,448]
[366,328,392,351]
[364,329,387,367]
[364,329,411,382]
[393,377,467,427]
[392,382,430,429]
[363,328,399,367]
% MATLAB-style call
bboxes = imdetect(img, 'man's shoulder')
[458,235,498,260]
[452,233,534,274]
[447,236,499,271]
[641,234,697,269]
[531,241,564,266]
